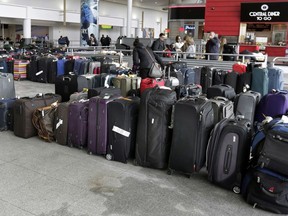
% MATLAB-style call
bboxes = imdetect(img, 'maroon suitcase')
[67,100,89,148]
[87,95,120,155]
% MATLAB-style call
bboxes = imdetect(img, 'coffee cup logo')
[261,4,269,11]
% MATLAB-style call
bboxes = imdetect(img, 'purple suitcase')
[67,100,89,148]
[255,90,288,123]
[87,95,120,155]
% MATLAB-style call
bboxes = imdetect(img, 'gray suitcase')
[0,73,15,99]
[210,96,234,125]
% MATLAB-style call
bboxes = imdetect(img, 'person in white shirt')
[184,36,196,59]
[174,35,183,52]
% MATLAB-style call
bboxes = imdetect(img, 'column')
[23,6,32,45]
[126,0,132,37]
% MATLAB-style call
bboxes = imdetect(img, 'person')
[100,34,105,46]
[104,35,111,48]
[19,34,25,49]
[221,37,236,61]
[205,31,220,60]
[133,38,164,79]
[174,35,183,52]
[87,33,98,46]
[151,33,165,56]
[184,36,196,59]
[44,34,49,42]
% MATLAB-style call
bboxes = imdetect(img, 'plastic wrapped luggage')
[0,73,15,99]
[54,102,70,145]
[251,67,269,97]
[0,98,16,131]
[207,84,236,100]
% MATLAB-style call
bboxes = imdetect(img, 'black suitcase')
[47,60,57,84]
[206,117,252,193]
[209,96,234,124]
[36,57,53,83]
[0,98,16,131]
[174,84,202,100]
[193,67,201,85]
[88,87,121,99]
[171,62,187,71]
[6,60,14,74]
[168,96,214,175]
[213,69,228,85]
[170,70,184,85]
[106,97,140,163]
[200,66,214,94]
[64,59,75,75]
[135,87,176,169]
[236,72,252,94]
[26,60,38,81]
[207,84,236,100]
[101,63,117,74]
[224,71,238,90]
[54,102,70,145]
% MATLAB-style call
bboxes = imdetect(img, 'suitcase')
[213,69,228,85]
[101,63,117,74]
[88,87,121,99]
[79,60,90,75]
[207,84,236,100]
[0,98,16,131]
[89,61,101,74]
[101,73,116,87]
[69,92,88,102]
[6,60,14,74]
[14,60,29,80]
[170,62,187,71]
[106,97,140,163]
[111,76,141,97]
[87,95,120,155]
[67,100,89,148]
[254,90,288,123]
[251,67,269,97]
[135,87,177,169]
[174,84,202,100]
[200,66,214,94]
[0,59,7,73]
[55,74,88,102]
[232,63,247,74]
[81,74,98,89]
[224,71,238,90]
[56,59,66,76]
[180,68,195,85]
[140,78,165,95]
[64,59,75,75]
[193,67,201,85]
[268,67,284,92]
[234,90,261,123]
[36,57,52,83]
[236,72,252,94]
[170,70,184,85]
[168,96,214,175]
[54,102,70,145]
[26,60,38,81]
[73,59,85,75]
[0,73,15,99]
[48,60,57,84]
[206,118,252,193]
[13,94,61,138]
[209,96,234,124]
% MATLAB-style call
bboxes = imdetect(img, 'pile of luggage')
[0,57,288,214]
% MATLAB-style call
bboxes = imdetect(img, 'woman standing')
[184,36,196,59]
[87,34,98,46]
[174,35,183,52]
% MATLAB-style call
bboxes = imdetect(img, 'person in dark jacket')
[205,32,220,60]
[133,38,164,79]
[151,33,165,56]
[87,33,98,46]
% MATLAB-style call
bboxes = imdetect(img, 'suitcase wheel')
[106,154,113,161]
[87,151,93,155]
[233,186,241,194]
[167,169,173,176]
[133,159,138,166]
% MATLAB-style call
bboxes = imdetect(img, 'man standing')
[100,34,105,46]
[151,33,165,56]
[205,32,220,60]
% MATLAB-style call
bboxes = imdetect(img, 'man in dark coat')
[133,38,164,79]
[205,32,220,60]
[151,33,165,56]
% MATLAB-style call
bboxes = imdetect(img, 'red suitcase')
[140,78,165,95]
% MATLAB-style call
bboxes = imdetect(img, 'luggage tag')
[112,126,130,138]
[56,119,63,129]
[36,70,43,76]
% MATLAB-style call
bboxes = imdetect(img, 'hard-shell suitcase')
[236,72,252,94]
[170,70,184,85]
[254,90,288,123]
[207,84,236,100]
[57,59,66,76]
[206,118,252,193]
[234,90,261,123]
[26,60,38,81]
[224,71,238,90]
[140,78,165,95]
[209,96,234,124]
[54,102,70,145]
[88,87,121,99]
[106,97,140,163]
[135,87,177,169]
[168,96,214,175]
[67,100,89,148]
[0,98,16,131]
[87,95,120,155]
[251,67,269,97]
[268,67,284,92]
[174,84,202,100]
[213,69,228,85]
[0,73,15,99]
[200,66,214,94]
[111,76,141,97]
[13,94,61,138]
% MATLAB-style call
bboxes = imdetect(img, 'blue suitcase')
[180,68,194,85]
[73,59,85,75]
[268,67,284,92]
[251,68,269,97]
[57,59,66,76]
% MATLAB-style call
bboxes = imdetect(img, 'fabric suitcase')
[81,74,98,89]
[36,57,53,83]
[168,96,214,175]
[87,95,120,155]
[213,69,228,85]
[209,96,234,124]
[170,70,184,85]
[251,67,269,97]
[170,62,187,71]
[224,71,238,90]
[254,90,288,123]
[268,67,284,92]
[14,60,29,80]
[206,118,252,193]
[69,92,88,102]
[89,61,101,74]
[135,87,176,169]
[232,63,247,74]
[101,63,117,74]
[79,60,90,75]
[106,97,140,163]
[88,87,121,99]
[54,102,70,145]
[0,73,15,99]
[64,59,75,75]
[236,72,252,94]
[13,94,61,138]
[200,66,214,94]
[6,60,14,74]
[57,59,66,76]
[0,59,7,73]
[140,78,165,95]
[48,60,57,84]
[174,84,202,100]
[180,68,195,85]
[207,84,236,100]
[111,76,141,97]
[26,60,38,81]
[0,98,16,131]
[193,67,201,85]
[101,74,116,87]
[67,100,89,148]
[73,59,85,75]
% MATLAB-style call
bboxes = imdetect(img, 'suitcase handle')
[220,84,232,88]
[214,96,228,101]
[224,145,232,174]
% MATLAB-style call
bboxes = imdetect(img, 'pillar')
[23,6,32,45]
[127,0,132,37]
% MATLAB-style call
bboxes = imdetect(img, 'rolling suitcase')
[13,94,61,138]
[234,90,261,123]
[209,96,234,124]
[0,59,7,73]
[268,67,284,92]
[87,95,120,155]
[89,61,101,74]
[181,68,194,85]
[135,87,177,169]
[73,59,85,75]
[170,62,187,71]
[56,59,66,76]
[251,67,269,97]
[81,74,98,89]
[26,60,38,81]
[67,100,89,148]
[64,59,75,75]
[193,67,201,85]
[140,78,165,95]
[0,73,15,99]
[213,69,228,85]
[106,97,140,163]
[54,102,70,145]
[0,98,16,131]
[200,66,214,94]
[87,87,121,99]
[232,62,247,74]
[111,76,141,97]
[236,72,252,94]
[174,84,202,100]
[170,70,184,85]
[207,84,236,100]
[47,60,57,84]
[6,60,14,74]
[37,57,53,83]
[224,71,238,90]
[101,63,117,74]
[14,60,29,80]
[206,117,252,193]
[168,96,214,175]
[69,91,88,102]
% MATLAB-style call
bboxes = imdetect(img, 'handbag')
[145,48,163,78]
